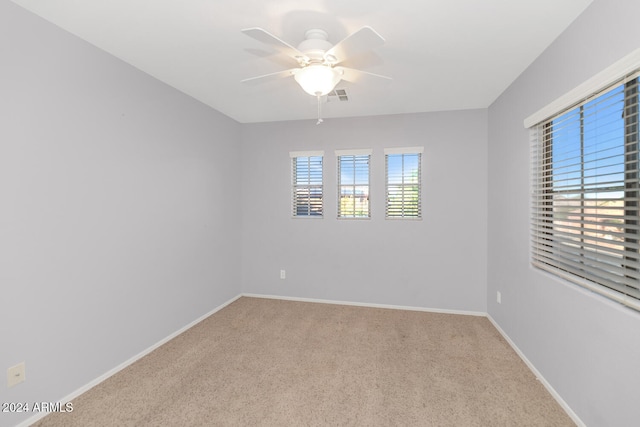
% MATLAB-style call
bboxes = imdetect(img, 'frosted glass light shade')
[294,65,341,96]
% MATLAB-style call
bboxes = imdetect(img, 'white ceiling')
[12,0,593,124]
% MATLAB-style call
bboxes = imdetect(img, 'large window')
[336,149,371,218]
[291,151,323,217]
[385,147,423,219]
[530,70,640,311]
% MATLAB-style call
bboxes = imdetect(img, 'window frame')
[290,150,324,218]
[336,149,372,219]
[384,147,424,220]
[526,50,640,312]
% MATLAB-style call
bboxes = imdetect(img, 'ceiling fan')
[241,26,392,123]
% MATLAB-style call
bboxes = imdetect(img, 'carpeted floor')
[34,297,574,426]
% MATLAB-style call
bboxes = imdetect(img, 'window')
[529,66,640,311]
[336,149,371,218]
[385,147,423,219]
[291,151,323,217]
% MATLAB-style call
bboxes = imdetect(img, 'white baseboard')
[486,315,585,427]
[242,292,486,317]
[17,293,242,427]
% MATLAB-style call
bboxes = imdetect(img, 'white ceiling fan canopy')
[297,29,333,62]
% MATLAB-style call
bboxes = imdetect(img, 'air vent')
[328,88,349,102]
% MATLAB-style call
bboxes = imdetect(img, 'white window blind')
[385,147,423,219]
[291,151,323,217]
[336,149,371,219]
[530,70,640,311]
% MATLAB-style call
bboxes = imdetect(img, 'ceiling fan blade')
[241,69,297,85]
[325,26,385,65]
[242,27,309,65]
[336,67,392,84]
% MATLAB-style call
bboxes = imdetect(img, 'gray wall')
[487,0,640,425]
[0,3,241,426]
[241,111,488,312]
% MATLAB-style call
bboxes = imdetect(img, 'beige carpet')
[34,297,574,426]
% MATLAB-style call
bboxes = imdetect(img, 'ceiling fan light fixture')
[293,65,341,96]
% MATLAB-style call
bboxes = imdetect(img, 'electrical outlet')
[280,270,286,279]
[497,291,502,304]
[7,362,25,388]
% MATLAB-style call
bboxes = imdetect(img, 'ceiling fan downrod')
[316,93,324,125]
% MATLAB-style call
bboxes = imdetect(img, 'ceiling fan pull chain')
[316,93,323,125]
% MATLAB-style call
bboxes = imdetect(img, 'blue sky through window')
[551,84,626,200]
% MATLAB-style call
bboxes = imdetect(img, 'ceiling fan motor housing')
[297,29,333,62]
